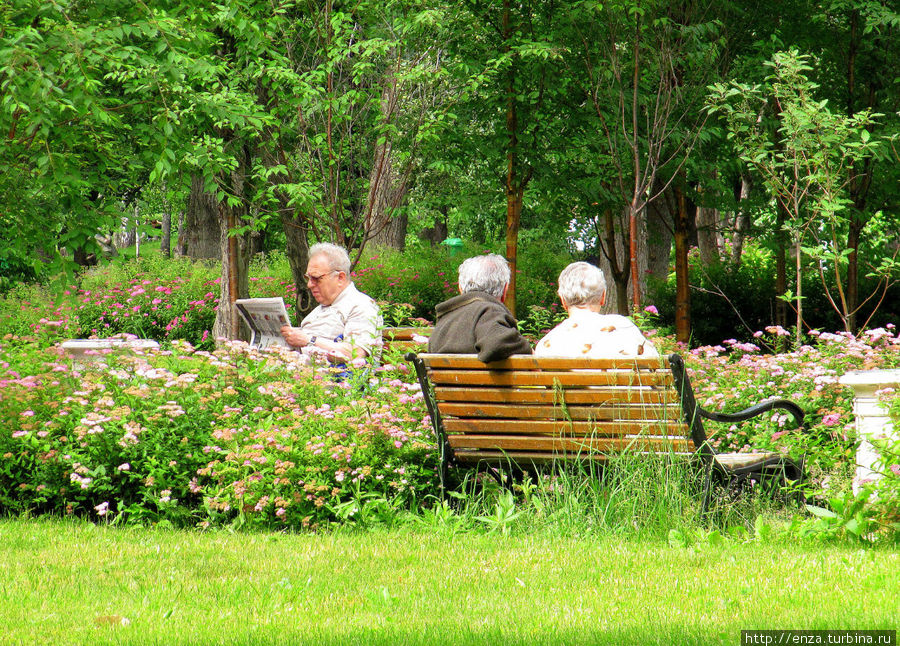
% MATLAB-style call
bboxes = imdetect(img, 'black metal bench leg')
[700,459,715,519]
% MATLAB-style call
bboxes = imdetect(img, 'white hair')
[557,262,607,308]
[458,254,510,298]
[309,242,351,274]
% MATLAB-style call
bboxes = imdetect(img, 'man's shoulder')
[336,283,379,311]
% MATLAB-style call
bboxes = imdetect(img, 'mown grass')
[1,519,897,646]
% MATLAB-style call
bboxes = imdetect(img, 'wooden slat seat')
[407,352,808,514]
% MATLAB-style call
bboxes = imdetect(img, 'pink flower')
[94,502,109,516]
[890,464,900,477]
[822,413,841,427]
[644,305,659,315]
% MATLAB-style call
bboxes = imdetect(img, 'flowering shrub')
[0,336,437,529]
[682,327,900,480]
[351,246,459,322]
[0,257,302,350]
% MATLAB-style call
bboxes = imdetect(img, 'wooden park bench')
[406,352,806,514]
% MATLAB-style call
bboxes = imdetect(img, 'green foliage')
[517,304,567,339]
[707,49,883,340]
[353,241,569,323]
[352,245,459,323]
[650,245,779,345]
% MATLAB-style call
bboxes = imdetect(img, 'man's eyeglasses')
[304,270,338,284]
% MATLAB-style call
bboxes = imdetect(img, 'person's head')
[557,261,607,311]
[457,254,511,299]
[306,242,352,306]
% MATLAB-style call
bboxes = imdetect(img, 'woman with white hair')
[535,262,658,359]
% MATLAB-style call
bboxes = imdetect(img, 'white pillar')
[838,369,900,495]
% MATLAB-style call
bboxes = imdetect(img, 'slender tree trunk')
[161,187,172,259]
[501,0,531,318]
[730,174,752,267]
[134,202,140,259]
[674,184,691,344]
[505,183,525,317]
[846,213,864,332]
[212,164,253,343]
[775,201,789,330]
[175,209,186,257]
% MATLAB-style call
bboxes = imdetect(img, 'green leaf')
[805,504,838,519]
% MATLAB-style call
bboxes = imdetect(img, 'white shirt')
[535,309,658,359]
[300,283,382,355]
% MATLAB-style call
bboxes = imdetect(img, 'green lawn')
[1,519,897,645]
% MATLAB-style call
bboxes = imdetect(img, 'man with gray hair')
[535,261,657,359]
[280,242,382,361]
[428,253,532,362]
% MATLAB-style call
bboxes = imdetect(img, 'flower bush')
[0,335,436,529]
[681,327,900,486]
[0,256,301,350]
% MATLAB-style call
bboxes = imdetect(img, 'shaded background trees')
[2,0,899,344]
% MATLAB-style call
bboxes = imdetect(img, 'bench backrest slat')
[439,402,681,422]
[446,435,693,453]
[419,355,669,370]
[433,386,678,405]
[426,370,673,388]
[443,419,689,437]
[381,326,433,353]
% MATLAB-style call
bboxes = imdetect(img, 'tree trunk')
[846,212,864,332]
[175,208,186,257]
[280,198,314,319]
[646,181,673,285]
[367,70,410,251]
[673,184,691,344]
[775,201,789,330]
[628,200,641,312]
[695,204,720,267]
[372,213,409,250]
[595,207,630,315]
[730,174,752,267]
[501,0,531,319]
[212,201,251,343]
[182,174,222,260]
[161,189,172,259]
[212,163,253,343]
[505,183,525,317]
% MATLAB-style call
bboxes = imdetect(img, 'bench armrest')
[699,398,805,429]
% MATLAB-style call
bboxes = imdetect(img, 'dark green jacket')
[428,291,532,362]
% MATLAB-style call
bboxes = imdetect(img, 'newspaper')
[234,297,293,349]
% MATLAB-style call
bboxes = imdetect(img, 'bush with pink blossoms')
[0,336,437,529]
[682,327,900,485]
